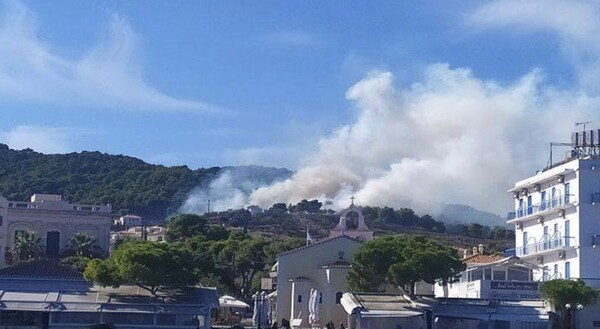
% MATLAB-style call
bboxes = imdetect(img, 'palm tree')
[67,233,99,258]
[12,231,42,261]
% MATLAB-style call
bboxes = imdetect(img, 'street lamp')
[564,303,584,329]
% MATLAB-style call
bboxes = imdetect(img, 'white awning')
[359,310,423,318]
[489,314,549,322]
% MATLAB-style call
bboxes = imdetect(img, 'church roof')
[278,234,362,258]
[321,260,353,269]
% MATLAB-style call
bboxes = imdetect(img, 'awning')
[99,304,157,314]
[435,313,490,321]
[359,310,423,318]
[340,293,362,314]
[0,302,50,311]
[489,314,549,322]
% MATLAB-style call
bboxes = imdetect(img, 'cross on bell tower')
[350,195,355,207]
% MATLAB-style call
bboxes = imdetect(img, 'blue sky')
[7,0,600,213]
[0,0,585,174]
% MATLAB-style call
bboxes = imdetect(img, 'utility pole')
[207,199,211,214]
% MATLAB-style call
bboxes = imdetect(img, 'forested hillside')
[0,144,290,220]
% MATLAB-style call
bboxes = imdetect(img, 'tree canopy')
[84,241,197,295]
[540,279,599,311]
[348,235,465,295]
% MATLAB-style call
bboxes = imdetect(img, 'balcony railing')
[507,194,574,221]
[515,236,575,257]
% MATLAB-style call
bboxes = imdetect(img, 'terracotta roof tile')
[462,253,504,265]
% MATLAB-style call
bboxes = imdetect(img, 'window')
[551,187,557,207]
[565,262,571,279]
[565,183,570,203]
[319,292,322,304]
[543,226,549,250]
[493,270,506,281]
[297,295,302,303]
[527,195,533,215]
[484,268,492,280]
[554,264,559,278]
[335,292,343,304]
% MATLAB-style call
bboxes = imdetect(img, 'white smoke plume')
[245,0,600,215]
[248,65,596,214]
[180,166,291,213]
[184,0,600,216]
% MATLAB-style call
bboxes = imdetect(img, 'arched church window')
[319,292,323,304]
[297,295,302,303]
[335,292,343,304]
[346,211,359,230]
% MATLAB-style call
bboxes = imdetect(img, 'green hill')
[0,144,290,220]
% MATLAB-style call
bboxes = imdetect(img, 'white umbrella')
[252,293,260,327]
[219,295,251,309]
[308,289,320,328]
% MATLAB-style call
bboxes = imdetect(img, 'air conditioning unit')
[516,223,523,230]
[521,188,529,196]
[513,192,520,199]
[558,251,566,259]
[557,175,565,183]
[558,209,565,218]
[537,256,544,264]
[534,184,541,192]
[537,217,544,224]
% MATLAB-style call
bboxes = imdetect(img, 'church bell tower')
[329,197,373,241]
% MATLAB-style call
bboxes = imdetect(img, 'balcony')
[507,194,574,223]
[515,236,576,257]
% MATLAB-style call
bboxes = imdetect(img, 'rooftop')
[0,259,84,281]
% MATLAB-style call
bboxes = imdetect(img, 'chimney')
[463,249,469,259]
[478,244,484,255]
[472,246,478,255]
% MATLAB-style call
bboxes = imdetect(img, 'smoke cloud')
[180,166,291,213]
[248,65,596,214]
[183,0,600,216]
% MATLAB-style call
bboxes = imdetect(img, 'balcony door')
[541,191,547,211]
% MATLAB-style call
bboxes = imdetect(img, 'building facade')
[435,253,541,300]
[508,132,600,327]
[0,194,112,267]
[272,204,373,328]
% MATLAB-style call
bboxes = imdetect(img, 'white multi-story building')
[508,131,600,327]
[507,157,599,283]
[0,194,112,267]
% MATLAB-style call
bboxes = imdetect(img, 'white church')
[271,202,373,328]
